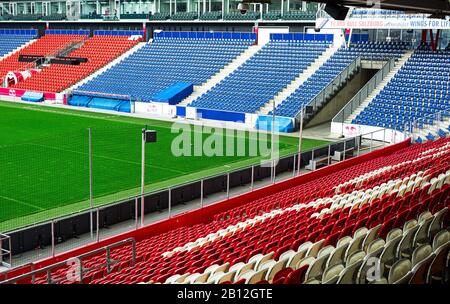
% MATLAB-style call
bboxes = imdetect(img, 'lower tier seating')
[353,44,450,132]
[0,34,87,83]
[0,34,34,58]
[78,37,253,101]
[189,40,330,113]
[273,41,408,117]
[12,35,138,93]
[27,137,450,284]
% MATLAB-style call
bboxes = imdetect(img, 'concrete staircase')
[64,41,148,93]
[345,50,414,123]
[177,43,266,107]
[257,44,340,115]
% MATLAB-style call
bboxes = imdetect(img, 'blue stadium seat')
[189,40,331,113]
[0,34,34,58]
[353,44,450,132]
[78,37,253,102]
[272,41,408,117]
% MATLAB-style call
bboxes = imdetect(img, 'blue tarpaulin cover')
[152,82,193,105]
[21,91,44,102]
[255,115,295,133]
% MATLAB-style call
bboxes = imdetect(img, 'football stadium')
[0,0,448,289]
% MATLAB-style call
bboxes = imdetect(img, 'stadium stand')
[148,12,170,20]
[199,11,222,20]
[0,33,87,84]
[171,12,198,20]
[188,40,331,113]
[263,11,281,20]
[77,36,254,102]
[224,11,259,20]
[0,33,35,59]
[352,44,450,132]
[19,137,449,284]
[273,41,409,117]
[11,35,139,93]
[121,13,148,19]
[282,10,317,20]
[41,14,67,21]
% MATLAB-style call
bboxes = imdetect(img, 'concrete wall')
[306,68,377,128]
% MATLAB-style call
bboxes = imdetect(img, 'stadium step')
[65,41,148,93]
[178,43,266,106]
[256,43,340,115]
[345,50,414,123]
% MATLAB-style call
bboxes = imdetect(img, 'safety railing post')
[251,166,255,191]
[343,140,347,161]
[226,172,230,199]
[370,132,374,152]
[96,208,100,242]
[51,220,55,257]
[134,197,138,230]
[168,187,171,218]
[200,179,204,208]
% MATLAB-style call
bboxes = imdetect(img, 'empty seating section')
[189,40,330,113]
[31,137,450,284]
[200,11,222,20]
[353,45,450,132]
[78,38,253,101]
[273,41,408,117]
[12,36,138,93]
[0,34,34,58]
[224,12,259,20]
[0,34,86,83]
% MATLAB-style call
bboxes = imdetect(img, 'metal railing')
[332,58,396,126]
[295,56,362,121]
[0,237,136,284]
[0,233,12,268]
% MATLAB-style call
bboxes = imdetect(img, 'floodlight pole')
[140,128,146,227]
[297,107,304,176]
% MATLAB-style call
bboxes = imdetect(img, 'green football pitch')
[0,101,331,232]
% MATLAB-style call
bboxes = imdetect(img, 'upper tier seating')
[199,11,222,20]
[78,37,253,101]
[12,36,138,93]
[263,11,281,20]
[0,34,34,58]
[224,11,259,20]
[273,41,409,117]
[171,12,198,20]
[148,12,170,20]
[0,34,86,82]
[11,14,42,21]
[353,45,450,132]
[121,13,148,19]
[282,10,316,20]
[41,14,66,21]
[29,137,450,284]
[189,40,330,113]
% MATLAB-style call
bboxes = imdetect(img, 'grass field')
[0,100,331,232]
